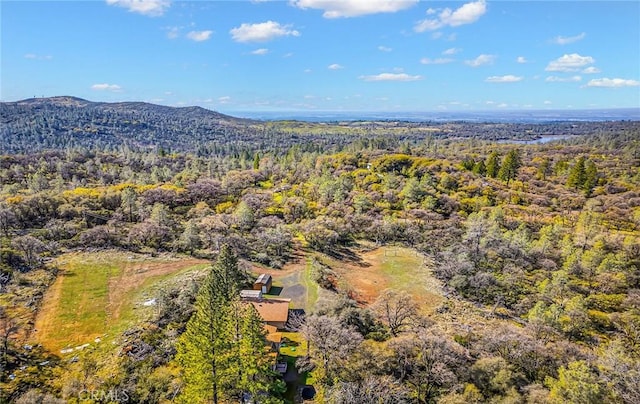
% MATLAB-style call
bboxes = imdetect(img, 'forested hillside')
[1,101,639,403]
[3,97,636,155]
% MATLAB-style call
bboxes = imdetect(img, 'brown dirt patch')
[339,262,390,305]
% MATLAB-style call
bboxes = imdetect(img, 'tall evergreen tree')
[583,160,598,196]
[472,160,486,176]
[120,186,137,222]
[567,156,586,189]
[498,149,521,185]
[176,266,233,404]
[238,304,277,403]
[536,157,551,180]
[176,245,240,403]
[486,151,501,178]
[176,245,279,403]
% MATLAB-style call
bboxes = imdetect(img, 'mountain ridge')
[5,96,251,124]
[0,96,270,154]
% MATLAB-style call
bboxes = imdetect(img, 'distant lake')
[497,135,573,144]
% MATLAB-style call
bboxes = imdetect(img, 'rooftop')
[240,290,263,299]
[255,273,272,285]
[248,298,290,323]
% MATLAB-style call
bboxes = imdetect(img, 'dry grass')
[34,251,207,352]
[337,246,444,310]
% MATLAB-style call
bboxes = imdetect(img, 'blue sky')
[2,0,639,112]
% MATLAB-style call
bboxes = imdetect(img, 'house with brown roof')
[248,298,290,330]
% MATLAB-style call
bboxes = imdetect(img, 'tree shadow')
[324,246,371,267]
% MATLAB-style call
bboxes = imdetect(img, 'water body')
[496,135,573,144]
[234,108,640,123]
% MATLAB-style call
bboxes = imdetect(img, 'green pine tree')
[176,269,233,404]
[567,156,586,189]
[176,245,281,403]
[498,149,521,185]
[536,158,551,180]
[472,160,486,176]
[486,151,501,178]
[583,160,598,196]
[211,244,248,301]
[176,245,241,403]
[238,304,277,403]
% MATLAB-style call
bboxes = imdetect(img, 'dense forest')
[1,98,640,403]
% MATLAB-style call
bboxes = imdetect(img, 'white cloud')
[544,100,552,105]
[465,54,495,67]
[105,0,170,17]
[251,48,269,56]
[328,63,344,70]
[516,56,527,64]
[251,48,269,55]
[230,21,300,43]
[485,75,523,83]
[218,96,231,104]
[415,0,487,32]
[91,83,122,92]
[545,53,594,72]
[552,32,586,45]
[378,45,392,52]
[24,53,53,60]
[359,73,422,82]
[545,75,582,82]
[166,26,180,39]
[497,103,508,108]
[420,57,453,65]
[291,0,417,18]
[586,78,640,88]
[186,30,213,42]
[582,66,601,74]
[442,47,461,55]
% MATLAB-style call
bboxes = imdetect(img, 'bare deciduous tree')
[328,375,410,404]
[372,289,418,336]
[300,314,363,383]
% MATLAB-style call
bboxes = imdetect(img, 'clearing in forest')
[335,245,444,309]
[251,245,443,313]
[34,251,208,352]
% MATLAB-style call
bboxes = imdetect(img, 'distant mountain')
[0,96,265,154]
[2,97,639,155]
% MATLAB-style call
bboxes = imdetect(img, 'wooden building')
[253,273,272,293]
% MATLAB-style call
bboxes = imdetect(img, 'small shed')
[240,290,263,300]
[253,274,272,294]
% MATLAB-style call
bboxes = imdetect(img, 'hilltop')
[0,96,261,154]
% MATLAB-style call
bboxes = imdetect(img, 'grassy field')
[255,245,442,313]
[336,245,444,309]
[34,251,207,352]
